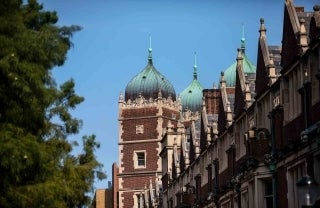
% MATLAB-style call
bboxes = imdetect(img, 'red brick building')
[117,45,181,208]
[101,1,320,207]
[160,1,320,208]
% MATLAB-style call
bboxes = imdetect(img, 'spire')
[220,71,226,88]
[241,24,246,54]
[299,18,308,53]
[148,34,153,63]
[259,18,267,38]
[193,52,198,80]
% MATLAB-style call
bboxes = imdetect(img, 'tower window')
[134,151,146,168]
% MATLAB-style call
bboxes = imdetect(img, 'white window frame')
[134,150,146,169]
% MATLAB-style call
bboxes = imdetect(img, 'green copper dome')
[224,26,256,87]
[180,53,203,112]
[223,54,256,87]
[125,48,176,101]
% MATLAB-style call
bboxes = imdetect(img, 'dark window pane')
[137,152,145,166]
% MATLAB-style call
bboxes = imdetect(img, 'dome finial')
[241,23,246,54]
[193,52,198,80]
[148,34,153,63]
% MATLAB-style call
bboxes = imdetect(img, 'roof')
[223,54,256,87]
[223,26,256,87]
[180,79,203,112]
[125,48,176,101]
[180,53,203,112]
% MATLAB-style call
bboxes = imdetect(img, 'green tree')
[0,0,106,207]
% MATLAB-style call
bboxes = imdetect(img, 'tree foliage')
[0,0,106,207]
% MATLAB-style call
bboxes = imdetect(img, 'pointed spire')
[299,19,308,53]
[193,52,198,80]
[148,34,153,63]
[202,96,206,112]
[236,48,246,91]
[220,71,226,88]
[241,24,246,54]
[259,18,267,38]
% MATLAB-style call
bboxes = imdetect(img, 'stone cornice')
[119,93,181,111]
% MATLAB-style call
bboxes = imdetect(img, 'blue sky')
[38,0,318,189]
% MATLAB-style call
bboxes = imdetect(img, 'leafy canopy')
[0,0,106,207]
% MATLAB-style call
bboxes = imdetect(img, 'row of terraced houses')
[92,0,320,207]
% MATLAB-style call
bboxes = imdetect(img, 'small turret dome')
[125,46,176,101]
[223,26,256,87]
[180,53,203,112]
[223,54,256,87]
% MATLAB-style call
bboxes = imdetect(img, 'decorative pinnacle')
[241,24,245,53]
[148,34,153,62]
[259,18,267,37]
[193,52,198,80]
[149,34,152,52]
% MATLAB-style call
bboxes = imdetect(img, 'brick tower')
[117,42,180,207]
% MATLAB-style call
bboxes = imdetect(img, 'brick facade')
[118,96,180,207]
[160,1,320,208]
[102,1,320,207]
